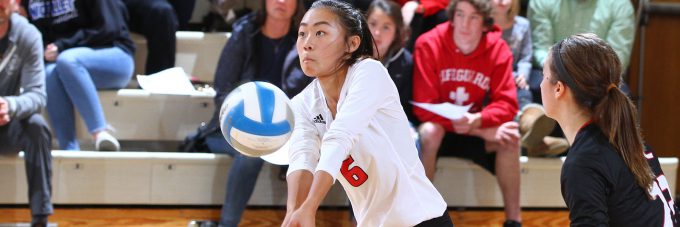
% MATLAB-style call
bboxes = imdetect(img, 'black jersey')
[561,123,679,227]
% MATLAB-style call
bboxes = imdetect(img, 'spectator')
[399,0,449,50]
[168,0,196,30]
[185,0,309,226]
[21,0,136,151]
[367,0,416,124]
[0,0,52,225]
[491,0,567,156]
[527,0,635,100]
[122,0,178,75]
[122,0,197,74]
[413,0,521,226]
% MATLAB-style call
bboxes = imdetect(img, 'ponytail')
[550,34,654,196]
[595,85,654,195]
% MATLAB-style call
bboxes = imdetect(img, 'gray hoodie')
[0,13,45,121]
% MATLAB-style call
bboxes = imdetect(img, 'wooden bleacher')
[0,152,677,207]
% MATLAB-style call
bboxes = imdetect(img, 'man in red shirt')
[413,0,521,226]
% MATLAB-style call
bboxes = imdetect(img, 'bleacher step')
[2,151,675,207]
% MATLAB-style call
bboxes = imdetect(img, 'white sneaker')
[95,131,120,151]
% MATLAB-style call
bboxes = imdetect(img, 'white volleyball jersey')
[287,59,447,227]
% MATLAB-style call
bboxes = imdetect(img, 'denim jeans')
[124,0,178,74]
[517,88,533,110]
[45,47,134,150]
[205,131,264,227]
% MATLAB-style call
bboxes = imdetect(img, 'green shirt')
[528,0,635,69]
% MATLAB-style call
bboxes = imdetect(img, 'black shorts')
[415,211,454,227]
[437,132,497,174]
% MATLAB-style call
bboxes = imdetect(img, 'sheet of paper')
[137,67,202,95]
[410,101,472,120]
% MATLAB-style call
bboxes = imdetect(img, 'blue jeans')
[517,88,533,110]
[45,47,134,150]
[205,131,264,227]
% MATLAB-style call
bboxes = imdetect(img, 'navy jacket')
[22,0,135,55]
[384,48,416,123]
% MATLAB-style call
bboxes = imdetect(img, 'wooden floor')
[0,206,569,226]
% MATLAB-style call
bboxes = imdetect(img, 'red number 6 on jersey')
[341,156,368,187]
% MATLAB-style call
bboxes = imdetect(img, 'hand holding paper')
[410,101,472,120]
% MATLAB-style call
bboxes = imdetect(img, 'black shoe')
[31,214,48,227]
[503,220,522,227]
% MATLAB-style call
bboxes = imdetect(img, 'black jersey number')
[650,174,676,226]
[341,156,368,187]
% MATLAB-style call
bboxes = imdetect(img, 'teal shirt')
[528,0,635,69]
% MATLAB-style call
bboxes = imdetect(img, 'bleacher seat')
[2,153,676,207]
[75,89,214,142]
[131,31,230,83]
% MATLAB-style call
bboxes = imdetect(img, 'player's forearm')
[299,171,334,211]
[286,170,313,212]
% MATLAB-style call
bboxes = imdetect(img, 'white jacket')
[287,59,447,227]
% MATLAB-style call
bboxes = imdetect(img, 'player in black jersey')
[540,33,679,226]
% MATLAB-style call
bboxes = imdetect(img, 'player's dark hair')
[547,33,654,196]
[310,0,375,66]
[366,0,406,61]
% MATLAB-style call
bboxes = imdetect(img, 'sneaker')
[503,220,522,227]
[95,131,120,151]
[519,105,556,149]
[526,136,569,157]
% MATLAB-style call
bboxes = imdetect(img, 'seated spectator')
[21,0,135,151]
[122,0,179,75]
[491,0,567,156]
[527,0,635,101]
[413,0,521,226]
[399,0,449,50]
[0,1,52,225]
[367,0,416,126]
[183,0,309,226]
[122,0,196,74]
[168,0,196,30]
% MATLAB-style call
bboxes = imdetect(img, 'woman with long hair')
[283,1,451,226]
[543,33,679,226]
[367,0,416,124]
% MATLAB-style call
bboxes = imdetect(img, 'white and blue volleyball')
[219,81,295,157]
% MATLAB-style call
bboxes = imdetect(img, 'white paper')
[137,67,202,95]
[410,101,472,120]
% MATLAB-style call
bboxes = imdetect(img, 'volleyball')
[219,81,295,157]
